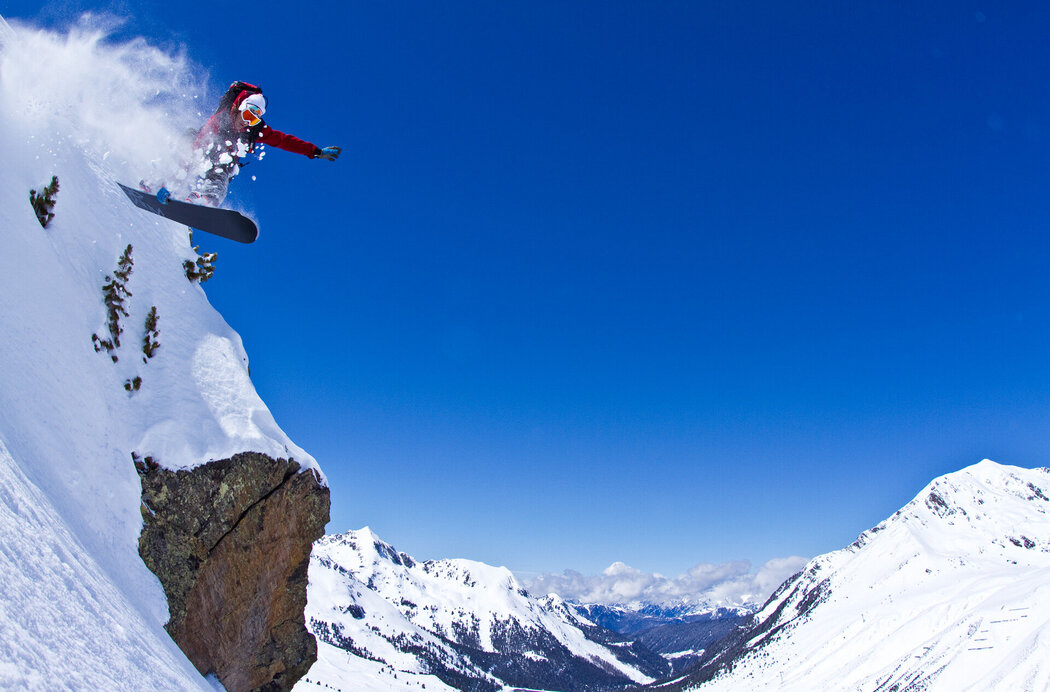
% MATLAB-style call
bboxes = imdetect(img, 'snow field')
[297,641,457,692]
[0,440,210,690]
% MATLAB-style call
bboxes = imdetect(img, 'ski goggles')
[240,103,263,127]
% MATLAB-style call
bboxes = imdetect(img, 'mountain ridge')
[644,460,1050,692]
[296,528,669,692]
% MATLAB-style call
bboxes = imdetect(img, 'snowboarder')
[157,81,340,207]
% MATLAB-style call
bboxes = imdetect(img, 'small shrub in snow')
[92,244,133,362]
[142,306,160,362]
[29,175,60,228]
[184,230,216,283]
[124,376,142,392]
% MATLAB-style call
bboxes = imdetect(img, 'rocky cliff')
[136,452,330,692]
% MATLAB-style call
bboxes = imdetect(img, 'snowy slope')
[672,460,1050,692]
[296,528,663,692]
[0,438,213,690]
[0,15,320,688]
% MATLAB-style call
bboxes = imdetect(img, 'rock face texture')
[135,452,330,692]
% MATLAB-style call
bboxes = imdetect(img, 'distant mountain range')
[296,461,1050,692]
[295,528,675,691]
[572,603,754,637]
[570,603,753,677]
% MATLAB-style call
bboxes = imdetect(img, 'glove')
[314,146,341,161]
[156,187,171,204]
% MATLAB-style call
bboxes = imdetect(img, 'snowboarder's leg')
[182,137,241,208]
[190,162,234,207]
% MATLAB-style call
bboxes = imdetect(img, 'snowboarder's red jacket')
[193,87,319,161]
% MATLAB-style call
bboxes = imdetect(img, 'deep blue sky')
[10,1,1050,577]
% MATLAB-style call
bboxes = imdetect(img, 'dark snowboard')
[118,183,258,244]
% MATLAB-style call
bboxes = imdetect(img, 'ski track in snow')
[0,440,209,690]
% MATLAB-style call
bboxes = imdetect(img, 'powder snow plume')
[0,12,207,184]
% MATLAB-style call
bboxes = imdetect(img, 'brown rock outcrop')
[135,452,330,692]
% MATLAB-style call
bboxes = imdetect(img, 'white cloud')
[520,555,809,608]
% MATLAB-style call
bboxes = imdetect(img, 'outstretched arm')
[255,124,322,158]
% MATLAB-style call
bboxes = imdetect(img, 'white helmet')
[239,93,267,116]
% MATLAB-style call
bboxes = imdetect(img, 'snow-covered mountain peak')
[299,528,664,691]
[316,529,546,628]
[921,458,1049,513]
[675,460,1050,692]
[847,459,1050,566]
[319,527,411,566]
